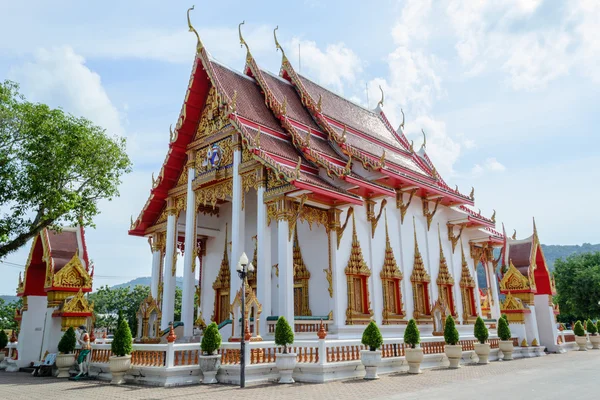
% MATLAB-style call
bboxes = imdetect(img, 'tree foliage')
[443,315,459,345]
[0,330,8,350]
[111,319,133,357]
[0,298,22,330]
[361,321,383,351]
[201,322,222,355]
[497,316,511,341]
[0,80,131,258]
[58,327,77,354]
[554,252,600,322]
[404,319,420,349]
[474,317,489,344]
[274,316,294,353]
[573,321,585,336]
[587,319,597,335]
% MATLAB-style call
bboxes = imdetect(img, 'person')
[75,325,91,378]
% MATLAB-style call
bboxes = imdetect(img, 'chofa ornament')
[202,144,223,170]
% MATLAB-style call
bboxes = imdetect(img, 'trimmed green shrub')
[443,315,459,345]
[0,330,8,350]
[201,322,222,354]
[501,314,508,323]
[474,317,489,344]
[361,321,384,351]
[57,327,77,354]
[597,321,600,334]
[586,319,597,335]
[573,321,585,336]
[497,315,511,341]
[274,316,294,354]
[111,319,133,357]
[404,319,420,349]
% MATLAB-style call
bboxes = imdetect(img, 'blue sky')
[1,0,599,294]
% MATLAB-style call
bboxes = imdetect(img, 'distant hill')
[109,277,197,290]
[0,295,19,303]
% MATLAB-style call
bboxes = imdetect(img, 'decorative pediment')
[380,212,402,280]
[51,253,92,290]
[137,294,162,319]
[345,214,371,276]
[436,226,454,286]
[499,260,531,292]
[501,291,526,311]
[194,86,231,140]
[230,279,263,318]
[61,289,94,314]
[459,244,475,288]
[410,218,430,283]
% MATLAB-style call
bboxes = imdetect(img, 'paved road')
[1,350,598,400]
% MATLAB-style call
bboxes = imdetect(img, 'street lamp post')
[236,252,254,389]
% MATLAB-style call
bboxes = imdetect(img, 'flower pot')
[275,352,297,384]
[55,353,76,378]
[360,350,382,379]
[109,355,132,384]
[589,335,600,350]
[474,343,490,364]
[575,336,588,351]
[405,347,424,374]
[199,354,221,384]
[444,345,462,369]
[499,340,514,361]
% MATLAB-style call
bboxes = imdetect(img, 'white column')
[256,183,271,336]
[230,146,244,301]
[367,203,382,326]
[150,238,162,300]
[487,261,501,320]
[161,205,177,330]
[181,155,197,337]
[277,215,294,329]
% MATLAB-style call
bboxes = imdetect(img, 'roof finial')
[455,184,459,192]
[282,96,288,115]
[410,140,414,152]
[377,85,384,108]
[255,126,261,148]
[294,156,302,179]
[421,129,427,149]
[533,217,538,237]
[379,149,386,167]
[317,94,323,113]
[469,186,475,200]
[187,6,203,52]
[399,108,405,130]
[341,125,347,141]
[305,129,311,147]
[512,229,517,240]
[274,26,286,61]
[239,21,250,54]
[491,209,496,223]
[344,154,352,174]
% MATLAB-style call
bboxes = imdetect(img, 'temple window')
[380,212,404,324]
[345,215,373,325]
[212,226,231,325]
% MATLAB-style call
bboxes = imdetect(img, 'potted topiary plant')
[360,321,384,379]
[473,317,490,364]
[443,315,461,368]
[586,319,599,350]
[497,315,513,360]
[274,316,296,384]
[404,319,423,374]
[199,322,222,384]
[109,319,133,384]
[574,321,587,351]
[0,330,8,364]
[56,327,77,378]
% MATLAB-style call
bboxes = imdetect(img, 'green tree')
[554,252,600,321]
[573,320,585,336]
[587,319,597,335]
[90,285,151,331]
[201,322,222,355]
[0,330,8,350]
[57,327,77,354]
[0,298,22,330]
[0,80,131,258]
[361,321,383,351]
[474,317,489,344]
[443,315,459,345]
[274,316,294,353]
[111,319,133,357]
[497,316,511,341]
[404,319,420,349]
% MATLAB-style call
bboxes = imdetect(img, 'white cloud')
[471,157,506,177]
[9,46,124,137]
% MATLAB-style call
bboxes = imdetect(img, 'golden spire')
[437,224,454,286]
[377,85,384,108]
[213,223,230,290]
[293,228,310,280]
[459,238,475,288]
[239,21,250,55]
[345,213,371,276]
[187,6,204,53]
[381,210,402,280]
[273,25,287,62]
[411,217,430,283]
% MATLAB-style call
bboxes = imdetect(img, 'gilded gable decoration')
[345,214,373,325]
[380,211,405,324]
[51,252,93,290]
[230,279,263,341]
[500,291,529,324]
[293,229,311,316]
[195,87,230,140]
[411,217,432,323]
[499,260,530,292]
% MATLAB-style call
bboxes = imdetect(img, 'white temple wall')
[40,308,62,355]
[368,199,387,326]
[459,229,483,317]
[524,307,540,345]
[200,203,232,325]
[534,294,559,352]
[16,295,47,367]
[296,221,329,317]
[270,220,279,317]
[333,206,353,331]
[353,206,374,322]
[242,189,257,263]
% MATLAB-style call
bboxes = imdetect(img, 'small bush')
[597,320,600,334]
[361,321,383,351]
[443,315,459,345]
[501,314,508,323]
[0,330,8,350]
[201,322,222,354]
[586,319,597,335]
[404,319,420,349]
[474,317,489,344]
[274,316,294,353]
[57,327,77,354]
[497,316,511,341]
[573,321,585,337]
[111,319,133,357]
